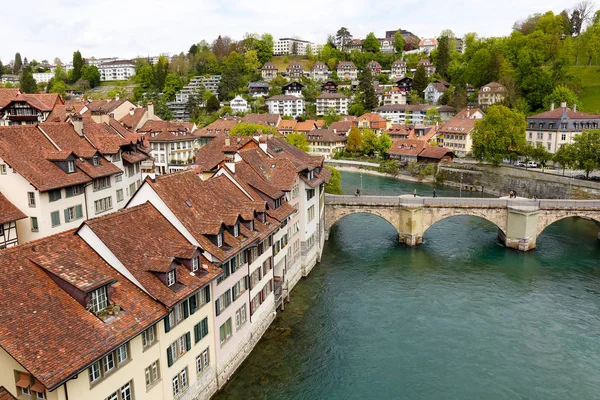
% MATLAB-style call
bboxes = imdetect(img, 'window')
[219,318,233,345]
[129,182,136,195]
[94,196,113,214]
[116,344,128,364]
[117,189,124,202]
[51,211,60,227]
[196,348,210,375]
[167,333,191,366]
[167,269,176,286]
[235,304,247,329]
[136,163,140,173]
[215,289,232,316]
[194,317,209,343]
[103,353,115,373]
[106,381,132,400]
[128,165,135,176]
[90,286,108,313]
[92,156,100,166]
[89,361,101,383]
[547,143,551,151]
[115,173,123,182]
[145,360,160,388]
[66,185,82,197]
[0,164,5,175]
[67,160,75,173]
[49,189,61,202]
[93,177,111,191]
[233,223,239,237]
[64,205,83,223]
[141,325,156,348]
[30,217,38,232]
[537,132,543,140]
[190,285,211,312]
[36,391,46,400]
[217,232,223,247]
[192,256,199,272]
[231,276,248,301]
[308,205,315,222]
[28,192,36,207]
[561,133,566,141]
[112,153,121,162]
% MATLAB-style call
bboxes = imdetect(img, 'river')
[214,171,600,400]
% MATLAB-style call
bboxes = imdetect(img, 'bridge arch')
[536,210,600,236]
[325,205,401,240]
[421,207,508,236]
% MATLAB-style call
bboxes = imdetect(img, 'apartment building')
[525,103,600,154]
[376,104,455,125]
[265,95,304,118]
[316,93,349,115]
[273,38,320,56]
[439,108,485,157]
[286,62,304,79]
[0,89,64,126]
[97,60,136,81]
[391,60,407,79]
[418,58,436,77]
[337,61,358,81]
[310,62,330,82]
[260,62,278,81]
[478,82,506,108]
[306,129,348,159]
[229,95,248,114]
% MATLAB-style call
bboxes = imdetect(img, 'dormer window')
[67,160,75,173]
[217,233,223,248]
[274,198,282,209]
[92,156,100,166]
[167,269,176,286]
[249,220,254,231]
[233,223,239,237]
[90,286,108,313]
[192,256,199,272]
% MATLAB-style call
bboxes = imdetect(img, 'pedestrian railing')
[324,194,600,209]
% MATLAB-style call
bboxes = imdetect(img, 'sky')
[0,0,572,64]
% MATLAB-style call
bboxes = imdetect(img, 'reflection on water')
[214,172,600,400]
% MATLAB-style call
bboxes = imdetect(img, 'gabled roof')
[266,95,301,101]
[237,148,298,192]
[241,113,281,126]
[317,92,347,99]
[278,119,297,131]
[387,139,427,157]
[311,62,328,71]
[193,135,255,172]
[0,93,63,112]
[137,120,199,142]
[119,108,146,130]
[46,100,86,122]
[306,129,348,143]
[357,113,387,123]
[329,120,354,133]
[261,62,277,70]
[0,230,167,390]
[527,106,600,120]
[0,387,16,400]
[392,60,406,67]
[0,88,20,108]
[0,193,26,225]
[437,108,484,134]
[197,117,240,137]
[86,99,128,115]
[267,136,324,171]
[295,120,317,132]
[337,61,357,69]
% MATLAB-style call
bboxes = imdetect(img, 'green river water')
[214,171,600,400]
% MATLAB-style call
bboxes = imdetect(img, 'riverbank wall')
[438,163,600,199]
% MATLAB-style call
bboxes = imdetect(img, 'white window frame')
[90,286,108,313]
[116,344,128,364]
[167,270,176,287]
[67,160,75,173]
[192,256,199,272]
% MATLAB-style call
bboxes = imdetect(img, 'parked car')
[574,174,587,180]
[526,161,538,168]
[514,161,526,167]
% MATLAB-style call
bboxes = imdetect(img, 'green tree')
[530,143,552,171]
[361,129,378,156]
[336,27,352,51]
[81,65,101,88]
[408,89,423,105]
[154,56,169,91]
[53,62,67,82]
[49,80,67,97]
[185,94,204,122]
[543,85,579,109]
[412,64,428,94]
[347,127,363,152]
[162,73,183,102]
[553,142,573,175]
[323,108,341,126]
[363,33,381,53]
[393,31,405,55]
[256,34,274,64]
[218,51,245,100]
[376,133,393,156]
[358,67,378,111]
[324,166,343,194]
[244,50,261,74]
[285,132,310,152]
[425,107,442,125]
[72,50,84,83]
[567,130,600,178]
[206,95,220,112]
[230,122,277,136]
[19,65,37,93]
[13,53,22,74]
[435,36,451,78]
[471,105,527,165]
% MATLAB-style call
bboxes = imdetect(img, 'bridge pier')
[398,207,424,246]
[499,208,539,251]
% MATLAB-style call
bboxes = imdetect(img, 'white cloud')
[0,0,575,63]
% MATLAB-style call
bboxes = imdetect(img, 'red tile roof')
[0,387,16,400]
[0,230,167,390]
[119,108,146,130]
[193,135,256,172]
[437,108,484,135]
[241,113,281,126]
[294,120,317,132]
[267,136,324,171]
[387,139,427,157]
[0,88,20,108]
[306,129,348,143]
[138,120,198,142]
[0,193,26,225]
[197,117,240,137]
[528,106,600,120]
[46,100,86,122]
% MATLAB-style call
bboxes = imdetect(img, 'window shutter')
[64,209,70,222]
[189,296,197,315]
[167,346,173,367]
[232,285,237,301]
[205,286,210,302]
[75,204,83,219]
[185,332,191,351]
[202,318,209,338]
[183,300,189,319]
[164,315,171,333]
[194,323,200,344]
[215,299,221,316]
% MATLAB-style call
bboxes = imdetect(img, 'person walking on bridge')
[433,188,437,198]
[414,189,417,197]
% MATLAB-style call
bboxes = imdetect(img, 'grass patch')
[271,56,313,71]
[98,80,136,87]
[568,66,600,113]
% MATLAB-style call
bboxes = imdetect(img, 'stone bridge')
[325,195,600,251]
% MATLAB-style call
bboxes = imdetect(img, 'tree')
[154,56,169,91]
[543,85,579,109]
[553,142,573,175]
[349,102,365,116]
[72,51,84,83]
[571,0,595,36]
[358,67,378,111]
[376,133,393,156]
[412,64,428,94]
[286,133,310,152]
[530,143,553,170]
[81,65,100,88]
[363,33,381,53]
[471,105,527,165]
[567,129,600,178]
[361,129,378,156]
[53,62,67,83]
[425,107,442,125]
[393,31,405,55]
[48,79,66,97]
[13,53,22,74]
[244,50,261,75]
[408,89,424,105]
[324,166,343,194]
[206,95,220,112]
[0,60,3,78]
[19,65,37,93]
[347,127,363,152]
[218,51,245,100]
[162,73,183,102]
[435,36,451,78]
[230,122,277,136]
[185,94,204,122]
[324,108,341,126]
[336,27,352,51]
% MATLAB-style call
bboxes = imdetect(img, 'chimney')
[147,102,155,120]
[129,107,134,116]
[466,107,470,118]
[71,115,84,136]
[225,136,231,146]
[114,93,120,101]
[573,103,577,112]
[560,101,567,109]
[550,103,555,111]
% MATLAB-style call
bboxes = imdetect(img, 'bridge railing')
[325,195,600,209]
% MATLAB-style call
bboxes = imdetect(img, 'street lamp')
[360,172,363,195]
[459,173,463,198]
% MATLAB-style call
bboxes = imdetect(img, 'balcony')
[274,277,284,306]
